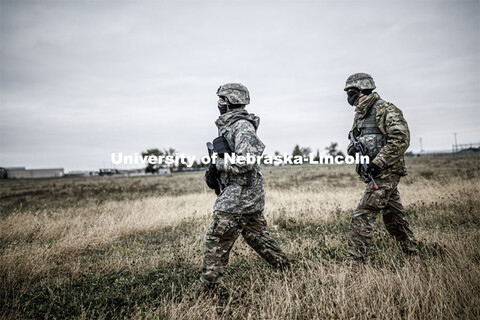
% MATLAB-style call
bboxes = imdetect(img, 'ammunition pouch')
[213,136,233,158]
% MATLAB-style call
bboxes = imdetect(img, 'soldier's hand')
[205,164,219,190]
[366,163,381,177]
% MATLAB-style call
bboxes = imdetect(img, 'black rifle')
[206,142,223,195]
[348,131,379,190]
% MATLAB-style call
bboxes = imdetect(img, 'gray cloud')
[1,0,478,171]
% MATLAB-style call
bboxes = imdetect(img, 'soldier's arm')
[372,103,410,168]
[216,120,264,174]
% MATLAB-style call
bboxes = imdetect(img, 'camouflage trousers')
[349,172,418,261]
[201,210,289,285]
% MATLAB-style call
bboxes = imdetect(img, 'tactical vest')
[356,99,387,160]
[217,120,258,187]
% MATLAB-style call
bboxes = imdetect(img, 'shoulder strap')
[369,99,384,113]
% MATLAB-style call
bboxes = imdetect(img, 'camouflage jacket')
[214,108,266,214]
[349,92,410,180]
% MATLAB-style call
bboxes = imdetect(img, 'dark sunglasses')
[346,89,360,97]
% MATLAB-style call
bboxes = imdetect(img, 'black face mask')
[218,100,229,115]
[347,89,360,106]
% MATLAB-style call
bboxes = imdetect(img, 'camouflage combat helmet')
[344,73,376,91]
[217,83,250,105]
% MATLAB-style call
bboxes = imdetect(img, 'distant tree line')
[141,147,207,174]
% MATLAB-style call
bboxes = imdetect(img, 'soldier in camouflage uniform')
[344,73,419,265]
[201,83,290,288]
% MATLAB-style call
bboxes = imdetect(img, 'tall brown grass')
[1,156,479,319]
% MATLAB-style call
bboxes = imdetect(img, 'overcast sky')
[1,0,479,171]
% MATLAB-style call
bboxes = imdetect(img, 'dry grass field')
[1,155,479,319]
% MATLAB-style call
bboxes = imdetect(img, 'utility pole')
[454,132,458,153]
[419,138,423,153]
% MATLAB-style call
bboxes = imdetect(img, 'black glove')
[348,145,358,157]
[366,162,381,177]
[205,163,221,195]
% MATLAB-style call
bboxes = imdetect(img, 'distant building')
[5,168,64,179]
[158,168,171,174]
[66,170,98,177]
[1,167,26,179]
[121,168,146,176]
[4,167,26,171]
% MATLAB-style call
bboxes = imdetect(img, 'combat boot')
[274,259,292,271]
[201,282,230,299]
